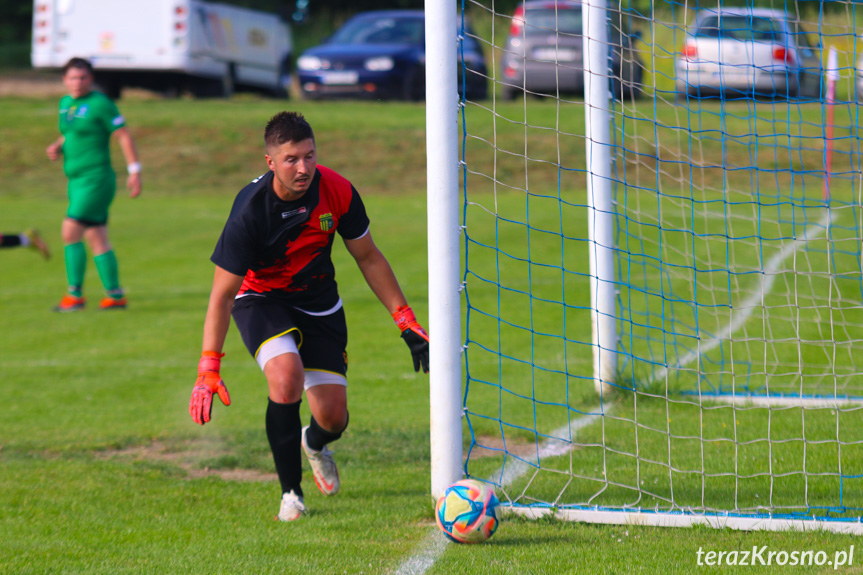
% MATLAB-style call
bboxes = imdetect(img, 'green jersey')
[58,91,125,179]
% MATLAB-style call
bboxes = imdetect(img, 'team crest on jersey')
[66,105,88,121]
[319,213,334,231]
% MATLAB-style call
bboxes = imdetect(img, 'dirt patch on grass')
[0,71,158,98]
[468,435,542,460]
[0,71,65,97]
[97,440,277,483]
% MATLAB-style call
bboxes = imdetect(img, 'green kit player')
[46,57,142,312]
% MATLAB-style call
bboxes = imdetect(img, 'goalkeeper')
[189,111,429,522]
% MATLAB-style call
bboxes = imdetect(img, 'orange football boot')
[99,297,128,310]
[54,295,85,312]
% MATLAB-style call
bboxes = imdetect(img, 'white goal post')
[426,0,863,533]
[425,0,463,499]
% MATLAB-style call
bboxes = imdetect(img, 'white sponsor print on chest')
[281,207,307,219]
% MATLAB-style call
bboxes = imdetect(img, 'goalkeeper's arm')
[344,232,430,373]
[189,266,245,425]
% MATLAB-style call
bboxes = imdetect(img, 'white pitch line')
[392,530,451,575]
[393,405,609,575]
[395,208,835,574]
[651,208,836,383]
[495,404,610,488]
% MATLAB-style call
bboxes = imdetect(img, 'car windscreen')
[694,15,785,42]
[521,7,627,41]
[329,16,424,45]
[523,8,583,35]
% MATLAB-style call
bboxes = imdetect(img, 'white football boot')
[277,490,306,522]
[301,425,340,496]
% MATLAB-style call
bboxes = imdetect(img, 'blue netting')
[457,0,863,524]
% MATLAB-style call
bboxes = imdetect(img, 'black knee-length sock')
[305,412,349,452]
[266,398,303,497]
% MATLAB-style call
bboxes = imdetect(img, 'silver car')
[500,0,644,100]
[676,8,822,99]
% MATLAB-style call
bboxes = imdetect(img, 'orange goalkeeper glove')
[393,305,430,373]
[189,351,231,425]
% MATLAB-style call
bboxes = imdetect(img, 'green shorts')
[66,170,116,226]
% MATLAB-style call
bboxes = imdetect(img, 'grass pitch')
[1,94,860,574]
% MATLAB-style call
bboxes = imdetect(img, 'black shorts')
[231,296,348,376]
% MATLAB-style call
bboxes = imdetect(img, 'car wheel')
[501,84,520,101]
[301,88,321,101]
[190,80,213,98]
[610,75,622,101]
[220,65,235,98]
[96,78,122,100]
[783,81,799,100]
[625,67,644,100]
[272,84,290,99]
[272,57,292,99]
[467,79,488,101]
[193,67,235,98]
[677,87,703,103]
[402,66,425,101]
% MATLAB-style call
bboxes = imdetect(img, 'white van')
[31,0,294,98]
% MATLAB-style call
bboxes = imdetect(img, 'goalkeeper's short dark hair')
[265,111,315,149]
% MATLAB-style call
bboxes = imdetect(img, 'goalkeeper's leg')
[293,307,350,496]
[232,297,311,520]
[303,383,348,496]
[263,349,307,521]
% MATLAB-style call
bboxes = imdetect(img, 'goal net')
[449,0,863,531]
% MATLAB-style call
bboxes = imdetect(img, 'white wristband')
[127,162,142,175]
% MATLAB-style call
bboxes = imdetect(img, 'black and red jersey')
[211,165,370,312]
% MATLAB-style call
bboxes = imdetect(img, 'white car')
[676,8,822,99]
[857,56,863,102]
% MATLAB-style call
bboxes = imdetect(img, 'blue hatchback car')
[297,10,488,100]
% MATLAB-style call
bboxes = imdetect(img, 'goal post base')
[501,505,863,535]
[681,392,863,409]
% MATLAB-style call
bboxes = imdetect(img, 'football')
[434,479,500,543]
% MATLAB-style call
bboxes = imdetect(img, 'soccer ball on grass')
[434,479,500,543]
